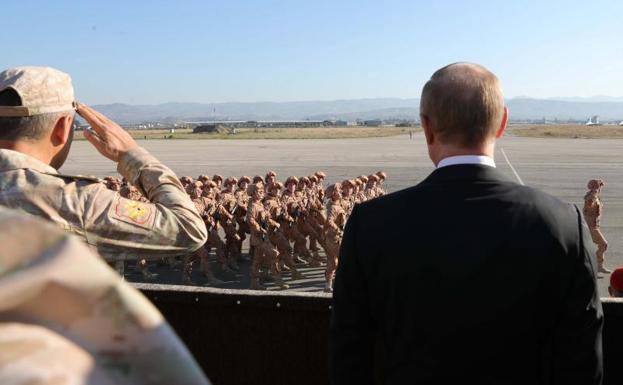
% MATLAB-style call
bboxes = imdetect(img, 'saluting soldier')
[0,67,206,270]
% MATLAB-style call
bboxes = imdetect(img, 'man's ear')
[420,114,434,145]
[495,106,508,139]
[50,113,73,147]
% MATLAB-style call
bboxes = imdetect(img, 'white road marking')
[500,147,525,186]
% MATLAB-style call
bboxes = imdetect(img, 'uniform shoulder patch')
[110,195,155,229]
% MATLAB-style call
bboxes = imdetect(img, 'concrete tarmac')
[62,133,623,296]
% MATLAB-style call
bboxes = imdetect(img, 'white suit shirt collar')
[437,155,496,169]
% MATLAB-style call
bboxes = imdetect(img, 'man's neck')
[431,142,495,167]
[0,140,52,166]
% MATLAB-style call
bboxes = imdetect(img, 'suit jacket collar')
[422,163,515,185]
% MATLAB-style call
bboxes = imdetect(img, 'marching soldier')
[324,183,347,292]
[282,176,314,264]
[220,177,242,269]
[182,181,222,285]
[246,183,288,290]
[375,171,387,196]
[584,179,611,274]
[264,182,305,280]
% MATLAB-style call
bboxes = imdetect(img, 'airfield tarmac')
[61,133,623,296]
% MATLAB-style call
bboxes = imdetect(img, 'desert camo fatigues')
[219,190,241,262]
[324,199,346,282]
[584,190,608,266]
[183,198,215,282]
[0,148,207,261]
[0,207,210,385]
[246,200,279,279]
[234,189,250,258]
[264,195,301,276]
[281,190,313,262]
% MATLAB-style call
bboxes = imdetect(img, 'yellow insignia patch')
[112,196,154,228]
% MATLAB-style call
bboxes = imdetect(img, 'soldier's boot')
[308,258,322,268]
[218,262,236,275]
[274,274,290,290]
[279,261,291,271]
[136,261,158,280]
[204,270,224,286]
[598,264,612,274]
[261,270,274,282]
[324,279,333,293]
[227,256,240,272]
[250,278,267,291]
[167,257,182,268]
[291,269,305,280]
[114,260,125,276]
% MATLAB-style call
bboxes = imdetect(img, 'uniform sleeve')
[329,205,375,385]
[246,204,261,232]
[551,205,603,384]
[79,147,207,258]
[0,210,211,385]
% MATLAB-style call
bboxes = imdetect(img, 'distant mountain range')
[90,97,623,124]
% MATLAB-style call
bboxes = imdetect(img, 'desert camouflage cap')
[0,66,76,117]
[238,176,251,185]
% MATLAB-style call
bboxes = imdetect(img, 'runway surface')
[61,133,623,296]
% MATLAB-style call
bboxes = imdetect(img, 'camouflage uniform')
[0,148,207,261]
[282,177,314,264]
[324,183,347,292]
[583,179,610,273]
[234,177,251,260]
[0,207,210,385]
[220,178,242,267]
[264,183,304,280]
[182,182,222,285]
[246,184,288,290]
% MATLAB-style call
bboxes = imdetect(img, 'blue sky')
[1,0,622,104]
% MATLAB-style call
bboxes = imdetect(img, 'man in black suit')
[329,63,603,385]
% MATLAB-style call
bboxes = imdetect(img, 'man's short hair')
[0,88,59,141]
[420,62,504,148]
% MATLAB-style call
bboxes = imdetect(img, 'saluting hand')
[76,104,139,162]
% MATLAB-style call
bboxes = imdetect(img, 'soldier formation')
[103,170,388,292]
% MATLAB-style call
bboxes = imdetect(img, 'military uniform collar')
[0,149,58,174]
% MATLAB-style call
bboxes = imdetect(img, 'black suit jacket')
[329,164,603,385]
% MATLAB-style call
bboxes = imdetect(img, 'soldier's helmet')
[266,170,277,178]
[238,176,251,186]
[202,181,217,192]
[197,174,210,183]
[247,183,264,196]
[368,174,379,182]
[180,176,193,185]
[224,177,238,187]
[376,171,387,180]
[358,175,369,184]
[253,175,264,184]
[185,180,203,195]
[285,176,299,186]
[326,183,342,198]
[267,182,282,194]
[587,179,605,190]
[212,174,223,182]
[308,175,319,184]
[299,176,310,186]
[341,179,356,188]
[315,171,326,179]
